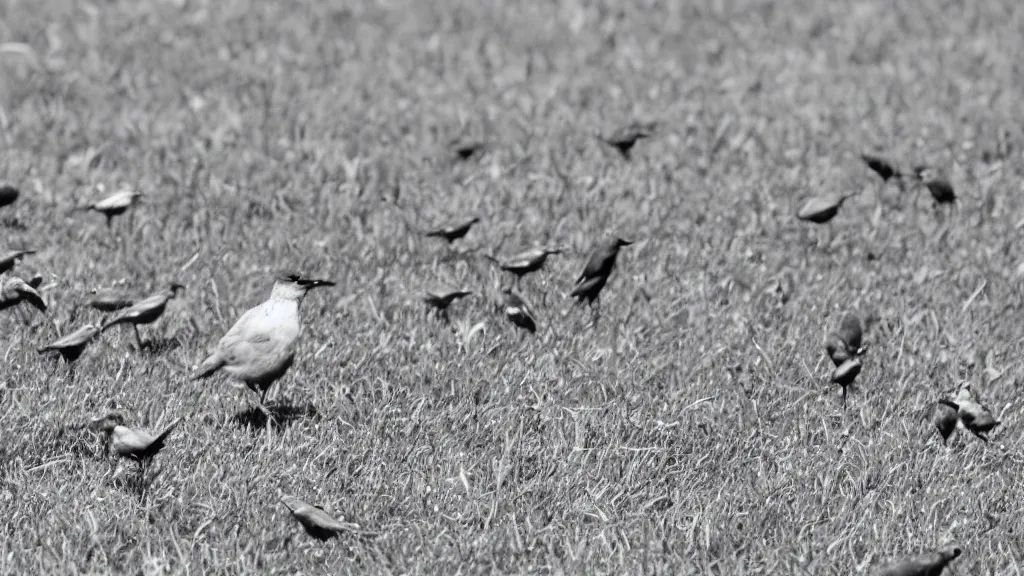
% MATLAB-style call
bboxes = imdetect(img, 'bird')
[101,283,185,350]
[569,237,632,323]
[877,546,961,576]
[797,193,854,224]
[913,167,957,206]
[451,139,485,161]
[87,288,134,312]
[0,184,19,209]
[191,273,335,408]
[932,401,958,445]
[280,495,366,541]
[860,153,900,182]
[487,247,562,288]
[91,413,181,467]
[0,249,34,275]
[831,357,862,405]
[424,217,480,244]
[940,384,1000,442]
[502,288,537,334]
[38,323,102,364]
[824,311,871,367]
[0,275,47,313]
[74,188,143,226]
[423,287,472,321]
[600,121,656,159]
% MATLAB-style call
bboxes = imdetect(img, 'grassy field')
[2,0,1023,573]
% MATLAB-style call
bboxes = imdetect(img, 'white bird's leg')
[133,325,144,350]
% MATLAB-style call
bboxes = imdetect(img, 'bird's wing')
[114,428,157,456]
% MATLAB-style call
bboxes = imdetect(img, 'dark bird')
[913,167,957,206]
[101,283,185,349]
[192,273,335,408]
[73,188,143,226]
[502,288,536,334]
[940,384,1000,442]
[824,311,872,367]
[0,249,34,275]
[38,323,101,364]
[424,217,480,244]
[0,184,19,208]
[451,139,486,161]
[877,546,961,576]
[280,495,367,541]
[424,287,472,321]
[601,121,656,159]
[0,275,47,313]
[797,193,854,224]
[87,288,134,312]
[861,153,899,182]
[932,401,958,445]
[487,247,562,287]
[91,413,181,466]
[831,357,862,405]
[569,237,632,323]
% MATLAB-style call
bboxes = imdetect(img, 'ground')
[1,0,1022,574]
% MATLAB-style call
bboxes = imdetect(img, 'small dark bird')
[280,495,366,541]
[824,312,872,367]
[861,153,899,182]
[831,357,862,405]
[91,413,181,467]
[487,247,562,287]
[101,284,185,349]
[913,167,957,206]
[73,188,143,226]
[0,249,34,274]
[0,275,47,313]
[38,323,102,364]
[940,384,1000,442]
[878,546,961,576]
[425,217,480,244]
[0,184,19,208]
[424,288,472,321]
[451,140,485,161]
[932,401,958,445]
[87,288,134,312]
[797,193,854,224]
[601,122,656,159]
[570,237,632,323]
[502,288,536,334]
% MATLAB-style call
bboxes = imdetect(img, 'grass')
[1,0,1023,573]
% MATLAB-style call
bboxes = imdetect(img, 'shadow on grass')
[1,217,28,230]
[231,402,319,432]
[141,336,182,355]
[111,465,164,500]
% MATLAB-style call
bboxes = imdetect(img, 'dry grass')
[1,0,1023,574]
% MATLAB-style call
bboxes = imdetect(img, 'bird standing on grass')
[932,401,959,445]
[73,188,143,227]
[939,384,1000,442]
[281,495,370,541]
[0,184,19,209]
[423,287,472,322]
[502,288,537,334]
[831,357,862,406]
[0,249,34,274]
[569,237,632,324]
[191,273,335,409]
[860,153,900,182]
[101,283,185,350]
[0,275,46,313]
[600,121,656,160]
[877,546,961,576]
[425,217,480,244]
[824,311,873,367]
[913,167,957,207]
[91,413,181,469]
[38,323,102,364]
[797,192,855,247]
[486,247,561,288]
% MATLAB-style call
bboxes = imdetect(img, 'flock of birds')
[0,131,1001,572]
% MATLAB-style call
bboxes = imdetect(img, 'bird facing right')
[877,546,961,576]
[280,495,364,541]
[502,288,537,334]
[191,273,335,408]
[569,237,632,323]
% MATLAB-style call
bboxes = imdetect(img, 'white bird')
[74,188,143,226]
[191,273,335,407]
